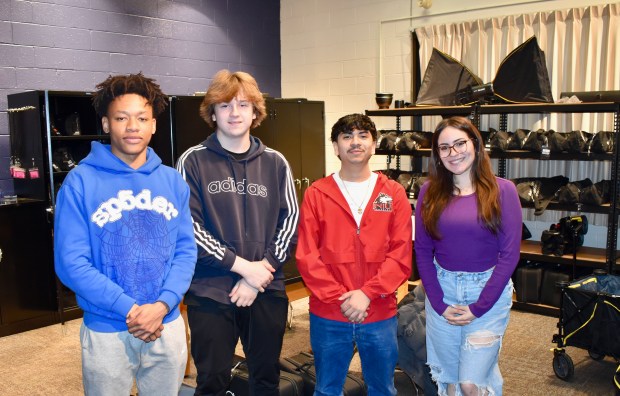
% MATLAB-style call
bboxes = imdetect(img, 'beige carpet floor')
[0,298,617,395]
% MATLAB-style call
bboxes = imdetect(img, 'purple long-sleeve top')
[414,177,522,318]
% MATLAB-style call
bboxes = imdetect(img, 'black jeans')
[188,292,289,396]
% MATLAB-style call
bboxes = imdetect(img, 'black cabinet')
[7,90,175,326]
[169,95,208,163]
[168,96,326,283]
[168,96,327,198]
[252,98,325,283]
[253,98,326,201]
[0,200,56,336]
[8,90,175,205]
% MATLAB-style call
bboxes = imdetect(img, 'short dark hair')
[92,72,168,118]
[330,113,377,142]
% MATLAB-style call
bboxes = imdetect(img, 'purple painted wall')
[0,0,281,195]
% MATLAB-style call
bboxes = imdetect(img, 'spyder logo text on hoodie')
[91,189,179,227]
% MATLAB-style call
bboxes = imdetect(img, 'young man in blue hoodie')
[54,73,197,395]
[176,70,299,395]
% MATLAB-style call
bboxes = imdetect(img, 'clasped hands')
[126,301,168,343]
[442,304,476,326]
[339,290,370,323]
[230,258,275,307]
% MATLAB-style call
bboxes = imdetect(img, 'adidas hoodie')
[176,134,299,304]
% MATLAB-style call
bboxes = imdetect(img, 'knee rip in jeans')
[427,364,445,394]
[465,330,500,350]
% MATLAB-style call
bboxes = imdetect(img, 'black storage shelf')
[51,135,109,141]
[520,240,606,268]
[367,102,620,117]
[366,101,620,316]
[375,148,431,157]
[488,150,614,161]
[479,102,620,114]
[520,202,611,215]
[6,90,177,333]
[366,106,472,117]
[374,148,613,161]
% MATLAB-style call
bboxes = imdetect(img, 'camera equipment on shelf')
[456,83,495,105]
[541,215,588,256]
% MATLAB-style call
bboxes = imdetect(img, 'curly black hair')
[92,72,168,118]
[330,113,377,142]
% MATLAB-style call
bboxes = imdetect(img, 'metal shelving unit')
[366,101,620,315]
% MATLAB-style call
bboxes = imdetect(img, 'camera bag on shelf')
[555,178,611,206]
[513,175,569,215]
[509,128,529,150]
[540,215,589,257]
[556,178,594,205]
[489,130,511,151]
[522,129,549,152]
[541,229,565,256]
[396,131,433,153]
[587,131,615,153]
[548,130,592,153]
[376,130,399,151]
[580,179,612,205]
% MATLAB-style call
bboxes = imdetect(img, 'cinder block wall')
[0,0,281,195]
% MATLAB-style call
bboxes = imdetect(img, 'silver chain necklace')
[340,173,372,215]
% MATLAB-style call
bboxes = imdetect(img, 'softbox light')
[415,48,483,106]
[493,36,554,103]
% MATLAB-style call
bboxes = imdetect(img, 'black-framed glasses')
[437,139,474,158]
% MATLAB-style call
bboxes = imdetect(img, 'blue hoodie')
[54,141,197,332]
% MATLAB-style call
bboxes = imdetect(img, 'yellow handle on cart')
[604,300,620,313]
[562,302,598,345]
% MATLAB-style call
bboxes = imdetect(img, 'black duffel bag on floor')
[279,351,366,396]
[229,357,305,396]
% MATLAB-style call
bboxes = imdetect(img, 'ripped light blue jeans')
[425,263,513,396]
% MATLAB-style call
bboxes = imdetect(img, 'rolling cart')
[551,270,620,393]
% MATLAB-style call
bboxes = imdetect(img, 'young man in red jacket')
[296,113,412,395]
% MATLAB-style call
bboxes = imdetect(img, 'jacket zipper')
[354,226,364,287]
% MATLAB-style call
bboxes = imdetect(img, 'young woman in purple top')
[415,116,522,396]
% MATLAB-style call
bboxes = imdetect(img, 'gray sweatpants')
[80,315,187,396]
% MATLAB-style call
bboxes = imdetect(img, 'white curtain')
[414,3,620,226]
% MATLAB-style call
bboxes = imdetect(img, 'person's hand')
[126,302,168,342]
[442,304,476,326]
[229,278,259,307]
[338,290,370,323]
[231,257,274,292]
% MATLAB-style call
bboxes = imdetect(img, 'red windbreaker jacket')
[296,172,412,323]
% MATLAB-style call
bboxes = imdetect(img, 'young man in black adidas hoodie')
[176,70,299,395]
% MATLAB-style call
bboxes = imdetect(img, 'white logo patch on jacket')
[373,192,393,212]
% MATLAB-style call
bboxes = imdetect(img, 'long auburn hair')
[422,116,501,239]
